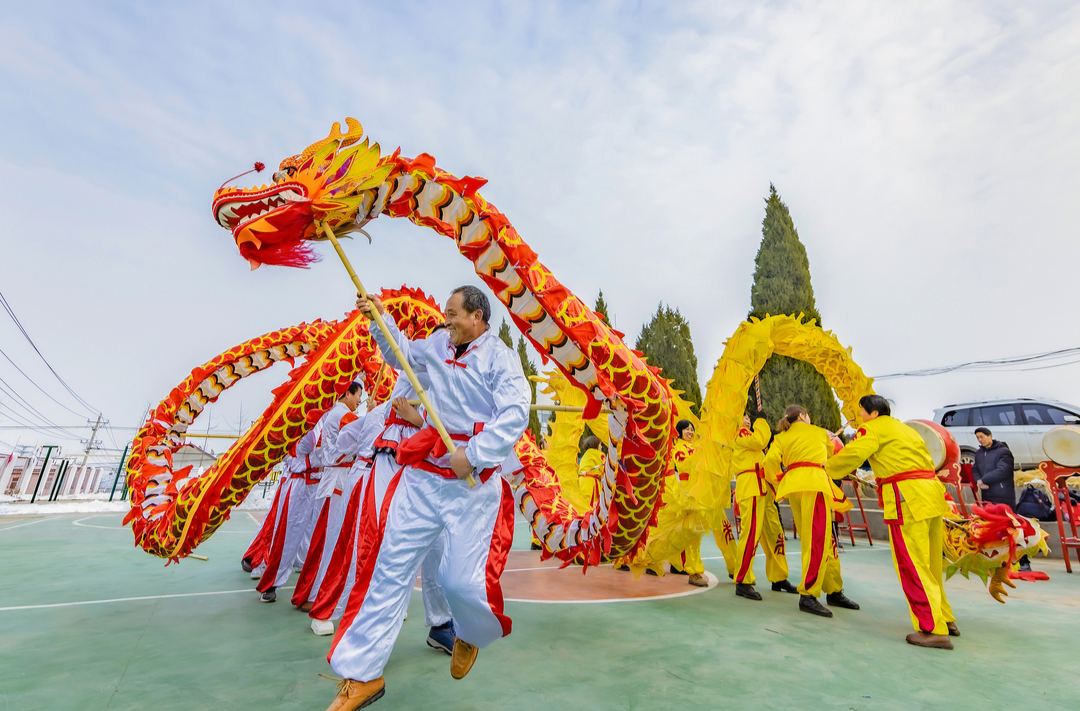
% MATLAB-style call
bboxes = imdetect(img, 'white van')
[932,398,1080,467]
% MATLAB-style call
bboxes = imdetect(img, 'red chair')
[732,499,742,539]
[837,480,873,546]
[1041,461,1080,573]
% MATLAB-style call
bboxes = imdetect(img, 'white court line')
[246,512,260,525]
[70,515,252,533]
[0,517,56,533]
[0,585,296,613]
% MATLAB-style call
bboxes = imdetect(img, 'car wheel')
[959,449,976,466]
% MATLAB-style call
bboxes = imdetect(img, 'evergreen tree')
[635,304,702,412]
[594,289,611,326]
[747,185,840,431]
[516,336,543,442]
[497,320,513,348]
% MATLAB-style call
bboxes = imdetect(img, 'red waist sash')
[396,425,496,484]
[876,469,937,508]
[737,464,769,497]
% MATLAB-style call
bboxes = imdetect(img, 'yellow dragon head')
[212,118,392,270]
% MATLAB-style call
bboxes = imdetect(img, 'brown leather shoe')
[906,632,954,650]
[947,622,960,637]
[299,600,314,612]
[450,638,479,679]
[687,573,708,587]
[323,676,385,710]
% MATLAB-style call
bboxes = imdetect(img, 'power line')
[873,346,1080,380]
[0,345,90,418]
[0,288,100,414]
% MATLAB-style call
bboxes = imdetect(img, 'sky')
[1,1,1079,460]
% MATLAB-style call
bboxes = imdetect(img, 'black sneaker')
[771,580,798,594]
[799,595,833,617]
[1018,560,1032,572]
[826,591,860,610]
[241,557,253,573]
[669,564,690,576]
[260,588,277,603]
[426,621,456,655]
[530,541,543,551]
[616,565,630,572]
[645,568,659,576]
[735,583,762,601]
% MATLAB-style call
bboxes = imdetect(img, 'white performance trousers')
[257,476,319,592]
[299,468,364,606]
[328,465,514,682]
[315,455,452,626]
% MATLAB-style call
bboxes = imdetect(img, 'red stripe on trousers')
[804,493,826,591]
[484,478,515,638]
[256,490,292,592]
[328,467,404,658]
[243,481,283,566]
[291,499,330,606]
[889,523,937,633]
[309,476,365,620]
[736,501,758,583]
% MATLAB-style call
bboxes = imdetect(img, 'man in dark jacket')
[973,427,1031,571]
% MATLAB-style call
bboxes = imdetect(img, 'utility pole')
[29,445,60,503]
[72,413,105,496]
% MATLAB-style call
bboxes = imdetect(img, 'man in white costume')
[322,286,529,711]
[292,382,364,614]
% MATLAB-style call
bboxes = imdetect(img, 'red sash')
[737,464,768,497]
[876,469,936,508]
[396,425,496,484]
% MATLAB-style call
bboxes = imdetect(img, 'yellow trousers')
[887,509,955,635]
[670,533,705,575]
[734,494,789,585]
[712,517,737,578]
[788,491,843,597]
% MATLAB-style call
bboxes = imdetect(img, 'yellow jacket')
[731,418,772,503]
[764,420,834,500]
[825,416,948,523]
[671,438,693,478]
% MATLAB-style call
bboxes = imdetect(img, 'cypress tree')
[516,336,543,442]
[595,290,611,326]
[635,304,702,412]
[497,320,513,348]
[748,185,840,431]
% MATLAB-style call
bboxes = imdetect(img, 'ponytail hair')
[777,405,808,432]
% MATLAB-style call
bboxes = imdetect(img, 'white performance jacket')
[311,401,357,497]
[285,425,323,477]
[372,320,530,471]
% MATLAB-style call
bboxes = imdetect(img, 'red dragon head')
[212,118,393,270]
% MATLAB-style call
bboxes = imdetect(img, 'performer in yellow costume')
[826,395,958,649]
[578,436,605,507]
[731,410,798,600]
[764,405,859,617]
[663,421,710,587]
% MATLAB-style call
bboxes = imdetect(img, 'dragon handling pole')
[319,222,477,488]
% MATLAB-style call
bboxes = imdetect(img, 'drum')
[1042,426,1080,467]
[905,419,960,473]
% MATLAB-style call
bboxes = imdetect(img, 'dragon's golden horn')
[290,117,366,167]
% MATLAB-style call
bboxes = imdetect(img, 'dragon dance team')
[240,285,960,709]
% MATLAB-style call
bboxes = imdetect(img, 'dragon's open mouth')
[212,182,309,234]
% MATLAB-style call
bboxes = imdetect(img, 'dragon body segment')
[212,120,678,562]
[125,287,445,561]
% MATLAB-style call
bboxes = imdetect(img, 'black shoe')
[669,564,689,576]
[530,541,542,551]
[947,622,960,637]
[616,564,630,572]
[728,573,735,580]
[1018,559,1032,573]
[645,568,659,576]
[260,588,277,603]
[799,595,833,617]
[826,591,860,610]
[241,557,253,573]
[771,579,798,594]
[735,583,762,601]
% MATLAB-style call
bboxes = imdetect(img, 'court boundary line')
[0,585,296,612]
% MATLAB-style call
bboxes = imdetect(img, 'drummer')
[826,394,958,650]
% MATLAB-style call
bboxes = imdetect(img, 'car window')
[1046,407,1078,425]
[1022,403,1052,426]
[941,409,968,427]
[977,405,1018,427]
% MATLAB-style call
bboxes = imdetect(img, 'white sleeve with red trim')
[370,318,430,376]
[335,411,368,460]
[311,402,350,469]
